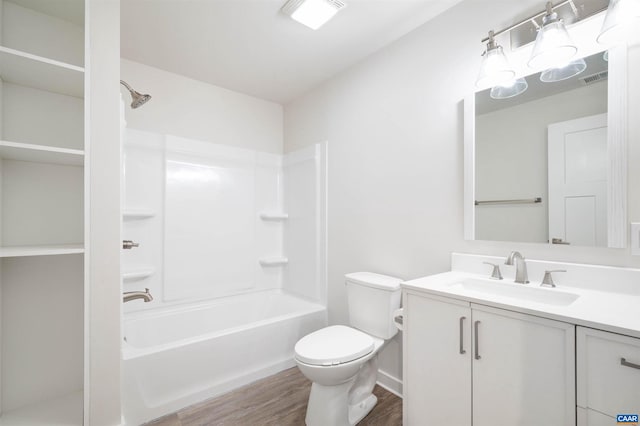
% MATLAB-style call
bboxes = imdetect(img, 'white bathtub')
[121,289,327,425]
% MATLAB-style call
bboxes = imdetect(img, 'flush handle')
[123,240,140,249]
[459,316,466,355]
[392,308,404,331]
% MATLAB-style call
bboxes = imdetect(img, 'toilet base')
[349,393,377,425]
[304,381,378,426]
[303,355,380,426]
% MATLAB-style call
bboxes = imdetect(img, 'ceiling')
[121,0,462,104]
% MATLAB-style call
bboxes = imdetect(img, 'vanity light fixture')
[281,0,347,30]
[528,2,578,69]
[476,31,516,88]
[539,57,587,82]
[597,0,640,44]
[490,77,529,99]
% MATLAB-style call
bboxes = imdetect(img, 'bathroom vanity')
[401,253,640,426]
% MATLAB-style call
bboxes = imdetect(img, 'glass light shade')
[528,20,577,69]
[476,46,515,88]
[540,57,587,82]
[597,0,640,45]
[490,77,528,99]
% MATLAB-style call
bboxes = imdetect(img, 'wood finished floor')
[145,367,402,426]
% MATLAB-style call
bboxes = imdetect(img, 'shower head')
[120,80,151,109]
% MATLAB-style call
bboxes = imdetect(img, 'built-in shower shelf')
[0,140,84,166]
[259,256,289,267]
[0,244,84,258]
[259,212,289,221]
[123,209,157,220]
[0,390,83,426]
[122,267,155,281]
[0,46,84,98]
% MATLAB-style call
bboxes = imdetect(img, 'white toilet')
[294,272,402,426]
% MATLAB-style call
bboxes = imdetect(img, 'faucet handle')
[483,262,503,280]
[541,270,566,288]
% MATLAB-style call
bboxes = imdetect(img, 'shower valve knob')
[123,240,140,249]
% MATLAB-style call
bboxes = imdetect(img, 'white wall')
[475,82,607,243]
[284,0,640,388]
[121,59,283,155]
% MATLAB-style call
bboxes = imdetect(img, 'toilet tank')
[345,272,402,339]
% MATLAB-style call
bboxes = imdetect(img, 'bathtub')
[121,289,327,425]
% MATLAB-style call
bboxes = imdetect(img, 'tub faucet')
[123,288,153,303]
[504,251,529,284]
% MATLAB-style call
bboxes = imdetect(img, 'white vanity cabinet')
[577,327,640,425]
[403,290,576,426]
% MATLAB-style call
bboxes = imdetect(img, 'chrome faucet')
[504,251,529,284]
[123,288,153,303]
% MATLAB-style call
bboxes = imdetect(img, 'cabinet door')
[577,326,640,417]
[403,292,471,426]
[578,407,617,426]
[472,305,575,426]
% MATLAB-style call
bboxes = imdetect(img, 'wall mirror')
[464,46,628,248]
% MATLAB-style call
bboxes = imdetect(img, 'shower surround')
[121,129,327,424]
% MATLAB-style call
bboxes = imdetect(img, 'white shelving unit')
[0,141,84,166]
[0,0,85,424]
[0,244,84,258]
[0,46,84,97]
[0,391,82,426]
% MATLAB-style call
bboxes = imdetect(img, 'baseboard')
[376,369,402,398]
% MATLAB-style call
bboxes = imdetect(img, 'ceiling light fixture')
[597,0,640,44]
[528,2,578,69]
[490,77,529,99]
[539,57,587,82]
[281,0,347,30]
[476,31,515,88]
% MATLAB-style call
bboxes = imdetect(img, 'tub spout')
[123,288,153,303]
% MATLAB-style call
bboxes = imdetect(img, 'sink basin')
[448,278,580,306]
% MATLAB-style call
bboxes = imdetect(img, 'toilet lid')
[295,325,374,366]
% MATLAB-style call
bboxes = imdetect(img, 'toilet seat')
[295,325,374,366]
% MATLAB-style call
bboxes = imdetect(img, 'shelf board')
[0,46,84,97]
[123,209,156,220]
[9,0,85,27]
[0,141,84,166]
[0,390,82,426]
[0,244,84,258]
[259,212,289,221]
[123,267,155,281]
[259,256,289,267]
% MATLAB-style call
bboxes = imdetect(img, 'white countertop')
[402,270,640,339]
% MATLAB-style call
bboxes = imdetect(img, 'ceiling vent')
[581,70,609,85]
[281,0,347,30]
